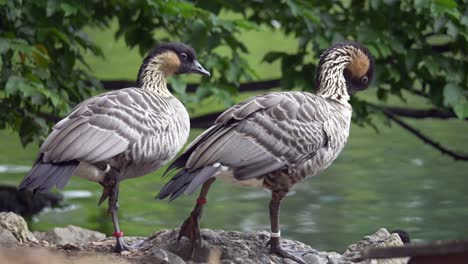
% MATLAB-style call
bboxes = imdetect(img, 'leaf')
[60,3,78,16]
[46,0,61,17]
[5,76,36,97]
[434,0,457,9]
[446,21,458,38]
[32,44,51,67]
[0,38,10,53]
[262,51,285,63]
[443,83,462,106]
[170,76,187,95]
[453,102,468,119]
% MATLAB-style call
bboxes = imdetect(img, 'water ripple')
[0,164,30,173]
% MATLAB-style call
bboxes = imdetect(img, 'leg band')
[270,231,281,238]
[104,164,111,173]
[196,198,207,205]
[113,231,124,237]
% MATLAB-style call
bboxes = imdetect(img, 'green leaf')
[60,3,78,16]
[453,102,468,119]
[170,76,187,95]
[46,0,61,17]
[262,51,286,63]
[446,21,458,38]
[443,83,462,106]
[5,76,35,96]
[0,38,10,53]
[435,0,457,9]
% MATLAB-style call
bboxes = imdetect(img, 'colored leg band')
[113,231,124,237]
[270,231,281,238]
[196,198,207,205]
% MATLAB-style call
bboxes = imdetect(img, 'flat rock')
[34,225,106,245]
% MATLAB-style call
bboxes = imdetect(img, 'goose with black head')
[19,42,210,252]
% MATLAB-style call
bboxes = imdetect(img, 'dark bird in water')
[158,41,374,263]
[18,42,210,252]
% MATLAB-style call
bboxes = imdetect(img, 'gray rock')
[136,228,407,264]
[342,228,407,264]
[303,254,327,264]
[34,225,106,245]
[0,228,19,246]
[139,248,186,264]
[0,212,37,243]
[0,214,407,264]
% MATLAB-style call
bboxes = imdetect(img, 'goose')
[18,42,210,252]
[158,41,374,263]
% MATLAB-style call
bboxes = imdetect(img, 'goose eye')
[180,53,188,60]
[361,76,368,84]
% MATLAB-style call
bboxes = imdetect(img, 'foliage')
[228,0,468,126]
[1,0,467,145]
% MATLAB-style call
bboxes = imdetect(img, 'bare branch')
[381,108,468,161]
[101,79,281,93]
[380,106,464,120]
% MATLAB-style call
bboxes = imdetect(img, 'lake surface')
[1,117,467,252]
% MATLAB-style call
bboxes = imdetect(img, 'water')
[1,118,467,252]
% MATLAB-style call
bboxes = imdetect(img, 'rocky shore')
[0,212,406,264]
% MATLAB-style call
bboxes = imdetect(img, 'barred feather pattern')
[160,91,351,197]
[40,86,189,181]
[20,46,194,193]
[159,42,371,199]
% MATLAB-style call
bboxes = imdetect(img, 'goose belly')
[74,162,105,182]
[217,167,264,188]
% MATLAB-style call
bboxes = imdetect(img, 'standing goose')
[19,42,210,252]
[158,41,374,263]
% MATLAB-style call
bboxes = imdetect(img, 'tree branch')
[380,106,465,120]
[380,108,468,161]
[101,79,281,93]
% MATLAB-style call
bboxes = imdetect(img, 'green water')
[1,115,467,252]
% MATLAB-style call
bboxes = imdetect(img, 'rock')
[0,211,37,244]
[139,248,186,264]
[0,228,19,246]
[0,247,130,264]
[343,228,407,264]
[303,254,327,264]
[0,213,409,264]
[34,225,106,245]
[136,228,407,264]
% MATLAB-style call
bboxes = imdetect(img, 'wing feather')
[184,92,330,180]
[39,88,157,164]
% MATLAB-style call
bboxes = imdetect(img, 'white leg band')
[103,164,111,173]
[270,231,281,238]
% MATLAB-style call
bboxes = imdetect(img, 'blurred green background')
[1,0,467,252]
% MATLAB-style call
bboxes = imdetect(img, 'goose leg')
[98,168,132,253]
[267,190,309,264]
[178,177,216,257]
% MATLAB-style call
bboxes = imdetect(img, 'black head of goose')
[157,41,374,263]
[18,42,210,252]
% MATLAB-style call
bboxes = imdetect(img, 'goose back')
[41,88,190,180]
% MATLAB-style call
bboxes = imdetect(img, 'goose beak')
[191,60,210,76]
